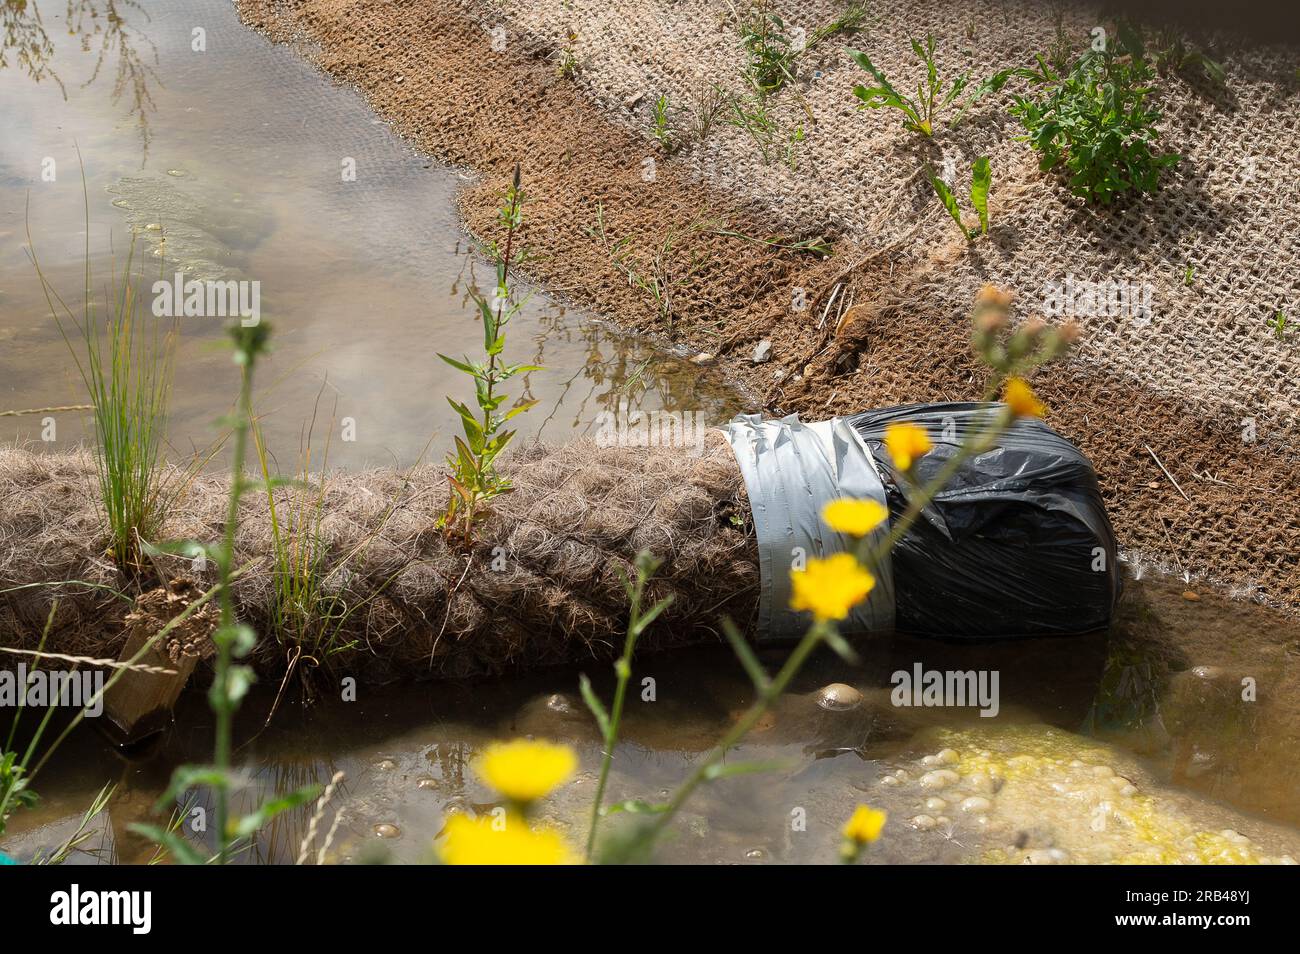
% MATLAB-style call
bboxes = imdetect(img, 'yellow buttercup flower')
[822,498,888,537]
[1004,376,1046,418]
[475,739,577,803]
[438,813,579,865]
[884,422,933,471]
[842,804,887,844]
[789,553,876,622]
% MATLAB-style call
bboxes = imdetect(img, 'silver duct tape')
[721,413,895,642]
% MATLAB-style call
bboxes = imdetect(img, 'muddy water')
[5,573,1300,865]
[0,0,738,467]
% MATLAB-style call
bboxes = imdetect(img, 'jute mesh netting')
[488,0,1300,456]
[0,436,758,679]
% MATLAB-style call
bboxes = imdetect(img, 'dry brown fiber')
[0,436,758,681]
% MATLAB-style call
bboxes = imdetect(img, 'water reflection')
[2,0,159,153]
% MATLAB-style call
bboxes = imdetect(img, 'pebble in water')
[908,814,939,831]
[959,796,993,814]
[375,758,397,771]
[816,683,863,711]
[415,776,437,790]
[924,797,948,812]
[918,769,960,791]
[744,848,766,860]
[373,823,401,839]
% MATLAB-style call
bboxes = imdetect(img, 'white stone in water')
[376,758,397,771]
[879,775,901,787]
[919,769,959,790]
[373,823,401,839]
[893,769,911,782]
[817,682,864,711]
[938,748,959,764]
[415,776,437,790]
[908,814,938,831]
[924,797,947,812]
[1192,665,1226,680]
[1118,784,1137,797]
[1091,765,1114,778]
[966,772,997,795]
[959,796,993,814]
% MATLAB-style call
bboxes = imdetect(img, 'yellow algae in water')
[921,725,1295,865]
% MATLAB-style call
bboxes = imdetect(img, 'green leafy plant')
[580,550,674,860]
[132,322,321,864]
[927,155,991,239]
[1270,309,1288,340]
[1150,27,1225,89]
[438,165,540,544]
[555,28,579,78]
[1007,29,1180,205]
[849,35,969,136]
[738,1,867,98]
[650,93,677,153]
[737,4,799,98]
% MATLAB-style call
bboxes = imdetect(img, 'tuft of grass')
[27,178,182,574]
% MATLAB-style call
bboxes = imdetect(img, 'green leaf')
[153,764,229,812]
[437,353,476,375]
[128,824,208,866]
[970,155,991,235]
[821,625,861,665]
[578,673,611,737]
[926,167,969,238]
[628,594,675,638]
[230,785,322,840]
[720,617,770,691]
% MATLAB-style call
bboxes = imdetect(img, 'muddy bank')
[0,438,756,682]
[233,0,1300,614]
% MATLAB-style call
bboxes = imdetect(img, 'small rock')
[1182,590,1200,601]
[751,339,772,363]
[373,823,401,839]
[959,796,993,814]
[816,682,863,711]
[415,776,438,790]
[919,769,960,790]
[924,797,947,812]
[691,352,714,365]
[908,814,938,831]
